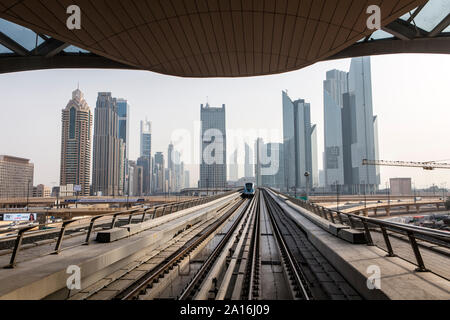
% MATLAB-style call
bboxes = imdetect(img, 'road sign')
[74,185,82,192]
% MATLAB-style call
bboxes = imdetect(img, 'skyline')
[1,53,449,188]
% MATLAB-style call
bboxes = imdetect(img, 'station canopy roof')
[0,0,449,77]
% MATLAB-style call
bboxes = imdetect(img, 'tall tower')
[154,152,165,193]
[117,99,130,194]
[229,149,239,181]
[244,143,254,178]
[200,103,227,188]
[140,119,152,158]
[323,70,348,188]
[347,56,380,193]
[92,92,121,196]
[60,88,92,196]
[139,119,152,194]
[282,91,318,191]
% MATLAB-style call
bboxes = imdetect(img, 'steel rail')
[178,197,254,300]
[246,191,261,300]
[270,188,450,272]
[262,190,311,300]
[117,198,247,300]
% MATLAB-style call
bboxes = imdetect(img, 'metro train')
[242,182,256,198]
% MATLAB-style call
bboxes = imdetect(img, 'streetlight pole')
[304,172,310,201]
[336,181,339,211]
[26,179,31,211]
[362,180,366,209]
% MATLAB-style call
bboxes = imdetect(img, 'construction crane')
[362,159,450,170]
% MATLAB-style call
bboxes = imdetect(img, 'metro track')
[70,189,361,300]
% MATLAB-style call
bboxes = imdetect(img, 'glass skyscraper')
[200,103,227,188]
[92,92,121,196]
[282,91,318,191]
[117,99,130,194]
[323,57,380,193]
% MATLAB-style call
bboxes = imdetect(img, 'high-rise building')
[139,119,152,194]
[323,70,347,187]
[167,143,175,192]
[244,143,254,178]
[261,143,285,190]
[0,155,34,199]
[137,156,151,195]
[92,92,121,196]
[184,170,190,189]
[282,91,318,191]
[323,57,380,193]
[60,88,92,196]
[140,119,152,158]
[229,149,239,181]
[200,103,227,188]
[117,99,130,194]
[154,152,165,193]
[128,160,144,196]
[347,56,380,193]
[254,138,264,186]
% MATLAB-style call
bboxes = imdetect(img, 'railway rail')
[69,188,362,300]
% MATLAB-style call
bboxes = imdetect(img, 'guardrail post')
[141,210,147,223]
[347,215,356,229]
[110,214,119,229]
[337,212,344,225]
[380,226,395,257]
[327,210,336,224]
[53,221,72,254]
[84,216,101,245]
[407,231,428,272]
[360,219,374,246]
[4,226,34,268]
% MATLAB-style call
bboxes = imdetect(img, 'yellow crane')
[362,159,450,170]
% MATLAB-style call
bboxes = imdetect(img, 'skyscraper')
[154,152,165,193]
[323,57,380,193]
[255,138,264,186]
[168,143,174,192]
[117,99,130,194]
[140,119,152,158]
[282,91,318,191]
[60,88,92,196]
[0,155,34,199]
[261,143,285,190]
[200,103,227,188]
[323,70,347,187]
[139,119,152,194]
[347,56,380,192]
[92,92,121,196]
[229,149,239,181]
[244,143,254,178]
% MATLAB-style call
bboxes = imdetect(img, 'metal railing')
[2,190,237,268]
[270,189,450,273]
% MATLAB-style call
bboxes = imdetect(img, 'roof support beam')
[406,3,427,23]
[429,13,450,37]
[0,32,28,56]
[0,53,137,74]
[325,37,450,61]
[382,19,424,40]
[33,38,69,57]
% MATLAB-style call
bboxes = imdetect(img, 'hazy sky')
[0,53,449,189]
